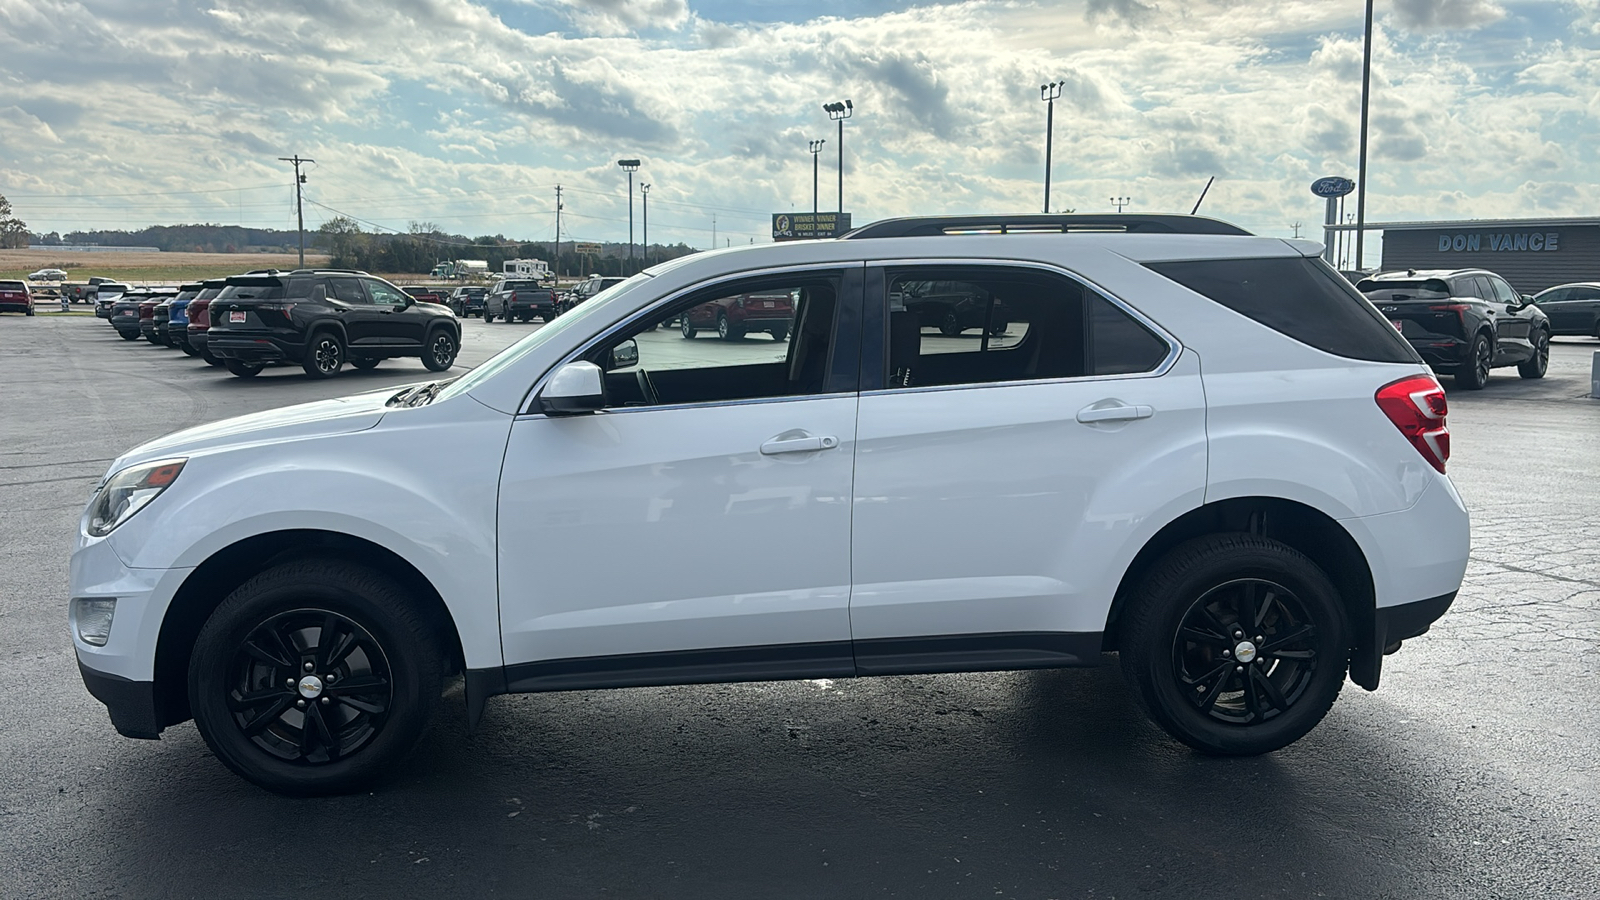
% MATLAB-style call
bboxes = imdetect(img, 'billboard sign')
[773,212,852,241]
[1311,176,1356,198]
[573,242,603,255]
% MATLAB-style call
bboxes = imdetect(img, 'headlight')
[85,458,187,537]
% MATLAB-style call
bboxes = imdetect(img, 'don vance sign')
[1438,232,1561,252]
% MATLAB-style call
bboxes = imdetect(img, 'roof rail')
[839,214,1252,240]
[290,268,369,275]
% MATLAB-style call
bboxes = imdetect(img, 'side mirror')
[608,339,639,370]
[1520,294,1535,307]
[538,361,606,415]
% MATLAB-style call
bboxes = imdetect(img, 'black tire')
[351,358,380,370]
[179,341,200,358]
[187,559,443,796]
[422,330,458,372]
[225,359,263,378]
[482,306,494,323]
[119,330,140,341]
[769,324,789,342]
[989,319,1009,336]
[940,312,963,337]
[1518,329,1549,379]
[1455,332,1491,390]
[1119,534,1349,756]
[717,311,741,341]
[681,317,697,339]
[302,330,345,379]
[26,307,35,316]
[203,350,224,368]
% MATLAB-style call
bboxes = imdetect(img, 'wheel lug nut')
[296,699,306,708]
[321,697,330,704]
[1255,636,1263,643]
[1222,650,1231,657]
[304,662,314,671]
[1235,666,1244,672]
[285,678,295,688]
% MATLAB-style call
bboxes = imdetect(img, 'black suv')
[484,279,558,323]
[558,275,626,315]
[206,269,461,379]
[1357,268,1550,389]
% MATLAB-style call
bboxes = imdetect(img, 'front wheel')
[940,313,963,337]
[1518,329,1549,379]
[1455,332,1491,390]
[302,332,345,379]
[187,559,443,796]
[1119,534,1349,756]
[225,359,263,378]
[423,330,458,372]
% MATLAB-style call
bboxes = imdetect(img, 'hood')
[109,387,402,473]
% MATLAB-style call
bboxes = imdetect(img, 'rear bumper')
[0,300,31,312]
[208,333,305,363]
[1408,337,1468,371]
[79,661,162,739]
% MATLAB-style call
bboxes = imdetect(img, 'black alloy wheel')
[189,559,442,796]
[681,316,697,339]
[1456,332,1492,390]
[1120,534,1349,756]
[303,332,345,379]
[1518,329,1549,379]
[422,330,457,372]
[225,359,263,378]
[940,312,963,337]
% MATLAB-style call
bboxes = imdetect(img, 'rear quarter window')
[1149,257,1420,364]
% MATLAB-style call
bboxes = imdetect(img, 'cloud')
[546,0,691,35]
[1390,0,1506,31]
[1085,0,1158,26]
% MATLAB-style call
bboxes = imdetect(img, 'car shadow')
[82,666,1466,898]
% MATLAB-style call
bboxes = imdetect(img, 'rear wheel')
[1119,534,1349,756]
[1455,332,1491,390]
[1518,329,1549,379]
[423,330,458,372]
[769,324,789,342]
[179,341,200,358]
[225,359,263,378]
[940,312,963,337]
[203,350,224,368]
[119,330,140,341]
[717,312,741,341]
[302,331,345,379]
[681,317,697,339]
[187,559,443,796]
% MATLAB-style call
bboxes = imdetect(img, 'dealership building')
[1372,217,1600,293]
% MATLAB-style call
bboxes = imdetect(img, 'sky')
[1,0,1597,264]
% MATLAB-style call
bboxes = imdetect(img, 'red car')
[401,286,447,305]
[680,289,794,341]
[0,280,34,315]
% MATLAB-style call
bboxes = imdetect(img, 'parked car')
[95,282,131,318]
[206,269,461,378]
[401,285,447,305]
[558,275,627,315]
[484,279,558,323]
[138,294,175,344]
[680,288,795,340]
[0,280,34,316]
[150,301,175,346]
[64,277,116,305]
[27,268,68,282]
[895,279,1010,336]
[1356,268,1549,389]
[109,291,149,339]
[1531,282,1600,338]
[163,283,204,355]
[73,213,1469,796]
[448,286,488,318]
[187,278,236,367]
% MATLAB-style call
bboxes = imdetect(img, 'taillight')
[1375,375,1449,473]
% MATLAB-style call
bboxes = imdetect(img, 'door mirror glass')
[539,361,607,415]
[609,339,639,370]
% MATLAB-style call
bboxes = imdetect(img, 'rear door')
[848,261,1205,670]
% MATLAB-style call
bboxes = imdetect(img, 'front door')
[363,278,425,346]
[496,266,863,689]
[849,262,1208,672]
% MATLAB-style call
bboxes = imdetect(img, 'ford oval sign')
[1311,176,1356,198]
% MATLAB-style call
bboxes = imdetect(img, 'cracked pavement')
[1,317,1597,899]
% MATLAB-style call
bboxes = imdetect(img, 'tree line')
[317,217,699,276]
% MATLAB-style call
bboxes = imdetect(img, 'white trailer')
[502,258,552,280]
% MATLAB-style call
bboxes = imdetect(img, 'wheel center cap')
[297,675,325,699]
[1234,641,1258,664]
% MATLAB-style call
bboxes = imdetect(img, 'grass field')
[0,249,333,285]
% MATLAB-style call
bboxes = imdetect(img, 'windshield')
[436,271,655,403]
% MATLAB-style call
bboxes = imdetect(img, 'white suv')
[71,215,1469,795]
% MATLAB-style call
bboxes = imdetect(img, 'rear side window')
[1151,257,1419,363]
[0,281,25,290]
[218,282,286,301]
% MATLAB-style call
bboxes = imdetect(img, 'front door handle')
[1076,403,1153,424]
[760,434,840,455]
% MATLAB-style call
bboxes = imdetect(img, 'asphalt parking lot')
[2,314,1598,899]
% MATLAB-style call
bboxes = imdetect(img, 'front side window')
[587,271,847,408]
[881,265,1168,389]
[364,279,409,306]
[1487,276,1519,305]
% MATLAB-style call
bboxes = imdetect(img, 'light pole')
[808,139,826,217]
[1040,81,1063,214]
[1354,0,1375,272]
[617,158,640,266]
[1111,196,1130,212]
[278,153,312,264]
[823,100,852,213]
[640,183,650,267]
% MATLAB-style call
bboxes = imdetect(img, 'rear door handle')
[1076,403,1153,424]
[760,434,840,455]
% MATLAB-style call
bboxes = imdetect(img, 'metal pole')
[813,150,819,216]
[279,155,313,268]
[627,171,634,264]
[837,116,844,214]
[1355,0,1375,272]
[641,184,650,268]
[1041,82,1062,213]
[555,185,563,282]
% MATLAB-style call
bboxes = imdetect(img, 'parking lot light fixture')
[617,159,641,264]
[823,100,852,213]
[641,183,650,268]
[1040,82,1063,214]
[808,139,826,216]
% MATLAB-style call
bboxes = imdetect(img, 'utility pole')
[641,183,650,268]
[555,185,563,282]
[1040,81,1063,214]
[823,100,852,213]
[712,213,717,250]
[1291,221,1303,239]
[1111,196,1130,213]
[278,153,312,264]
[1355,0,1375,272]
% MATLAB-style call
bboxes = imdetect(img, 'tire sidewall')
[423,329,457,372]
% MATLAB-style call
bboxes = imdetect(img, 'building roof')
[1326,216,1600,232]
